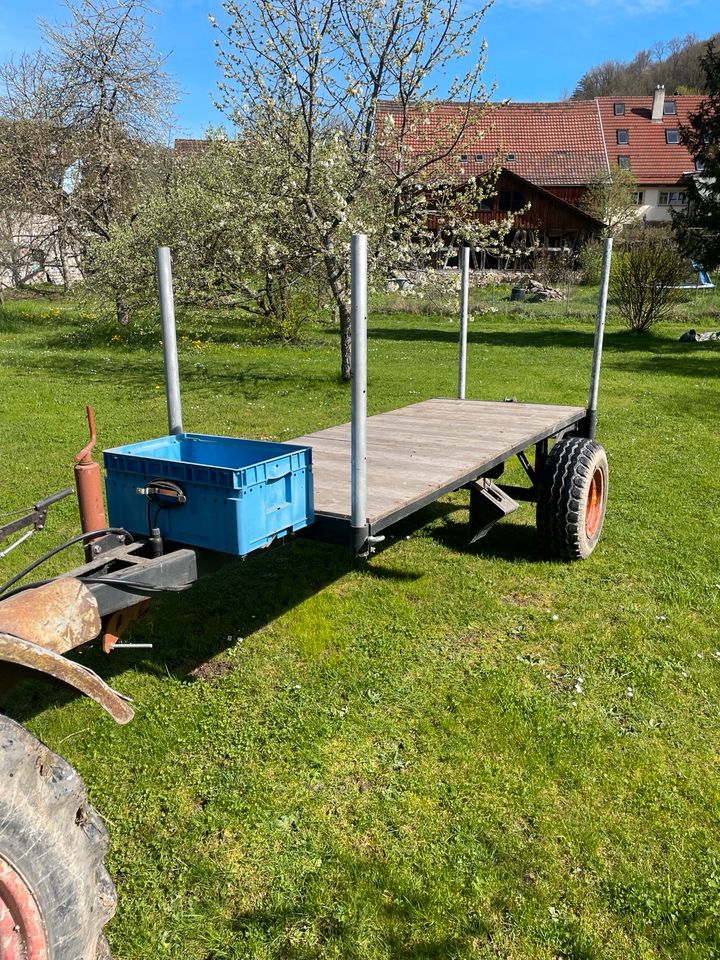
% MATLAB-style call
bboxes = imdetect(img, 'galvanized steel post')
[587,237,613,439]
[156,247,183,436]
[458,244,470,399]
[350,234,368,549]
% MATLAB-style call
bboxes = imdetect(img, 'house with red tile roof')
[174,138,210,156]
[596,88,703,222]
[173,89,701,256]
[377,87,703,244]
[376,100,608,253]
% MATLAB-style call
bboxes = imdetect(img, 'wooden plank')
[291,397,585,528]
[297,433,508,461]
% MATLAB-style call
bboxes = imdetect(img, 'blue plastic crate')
[103,433,314,556]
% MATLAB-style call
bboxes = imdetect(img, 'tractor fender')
[0,578,134,724]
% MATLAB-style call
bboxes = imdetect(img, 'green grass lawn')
[1,286,720,959]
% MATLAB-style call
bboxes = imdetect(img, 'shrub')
[610,237,686,332]
[579,239,604,285]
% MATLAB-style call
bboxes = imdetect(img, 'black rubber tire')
[536,437,609,560]
[0,713,116,959]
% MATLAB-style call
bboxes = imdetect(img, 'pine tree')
[673,41,720,269]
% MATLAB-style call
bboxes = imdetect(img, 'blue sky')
[0,0,714,138]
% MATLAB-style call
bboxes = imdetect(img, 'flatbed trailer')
[293,397,587,548]
[0,236,615,960]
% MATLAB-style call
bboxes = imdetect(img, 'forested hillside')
[572,32,719,99]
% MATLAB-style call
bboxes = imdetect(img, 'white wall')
[633,187,688,224]
[0,212,83,290]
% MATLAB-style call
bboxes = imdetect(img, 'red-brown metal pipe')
[74,406,107,558]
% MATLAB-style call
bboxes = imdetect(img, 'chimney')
[652,84,665,122]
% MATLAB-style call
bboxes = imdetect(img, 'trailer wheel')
[0,714,116,959]
[536,437,608,560]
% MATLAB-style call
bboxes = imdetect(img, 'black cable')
[0,578,53,601]
[0,527,134,598]
[80,577,192,593]
[0,571,192,603]
[152,503,165,529]
[141,478,186,537]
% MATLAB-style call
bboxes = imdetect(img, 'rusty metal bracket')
[0,632,134,724]
[0,578,134,724]
[103,601,150,653]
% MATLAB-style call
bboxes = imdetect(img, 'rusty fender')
[0,578,134,724]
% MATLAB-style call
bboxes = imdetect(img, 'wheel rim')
[585,466,605,540]
[0,856,48,959]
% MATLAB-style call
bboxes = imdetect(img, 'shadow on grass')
[3,496,548,725]
[0,347,342,396]
[610,342,720,378]
[371,323,720,374]
[2,537,420,725]
[368,495,545,566]
[43,320,333,353]
[369,325,602,351]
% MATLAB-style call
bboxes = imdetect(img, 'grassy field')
[1,284,719,959]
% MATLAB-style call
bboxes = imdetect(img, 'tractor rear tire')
[0,713,116,959]
[536,437,608,560]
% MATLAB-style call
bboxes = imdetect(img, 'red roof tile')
[378,94,705,189]
[174,138,209,155]
[595,95,702,185]
[377,100,608,186]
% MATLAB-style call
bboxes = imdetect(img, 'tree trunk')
[322,256,352,381]
[58,230,71,294]
[115,292,130,325]
[338,299,351,382]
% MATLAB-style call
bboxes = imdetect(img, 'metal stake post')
[458,244,470,399]
[587,237,613,439]
[155,247,183,436]
[350,234,368,551]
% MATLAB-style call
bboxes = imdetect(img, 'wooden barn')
[426,167,605,264]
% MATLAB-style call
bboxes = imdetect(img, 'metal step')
[468,480,519,543]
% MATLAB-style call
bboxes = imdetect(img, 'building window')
[631,191,644,205]
[663,101,677,116]
[505,152,516,162]
[614,103,625,116]
[695,159,705,172]
[658,190,686,206]
[459,153,468,162]
[665,129,680,144]
[616,129,629,145]
[475,153,484,162]
[617,156,631,169]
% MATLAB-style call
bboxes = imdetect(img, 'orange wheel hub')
[0,856,48,959]
[585,467,605,539]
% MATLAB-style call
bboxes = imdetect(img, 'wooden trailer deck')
[292,398,586,541]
